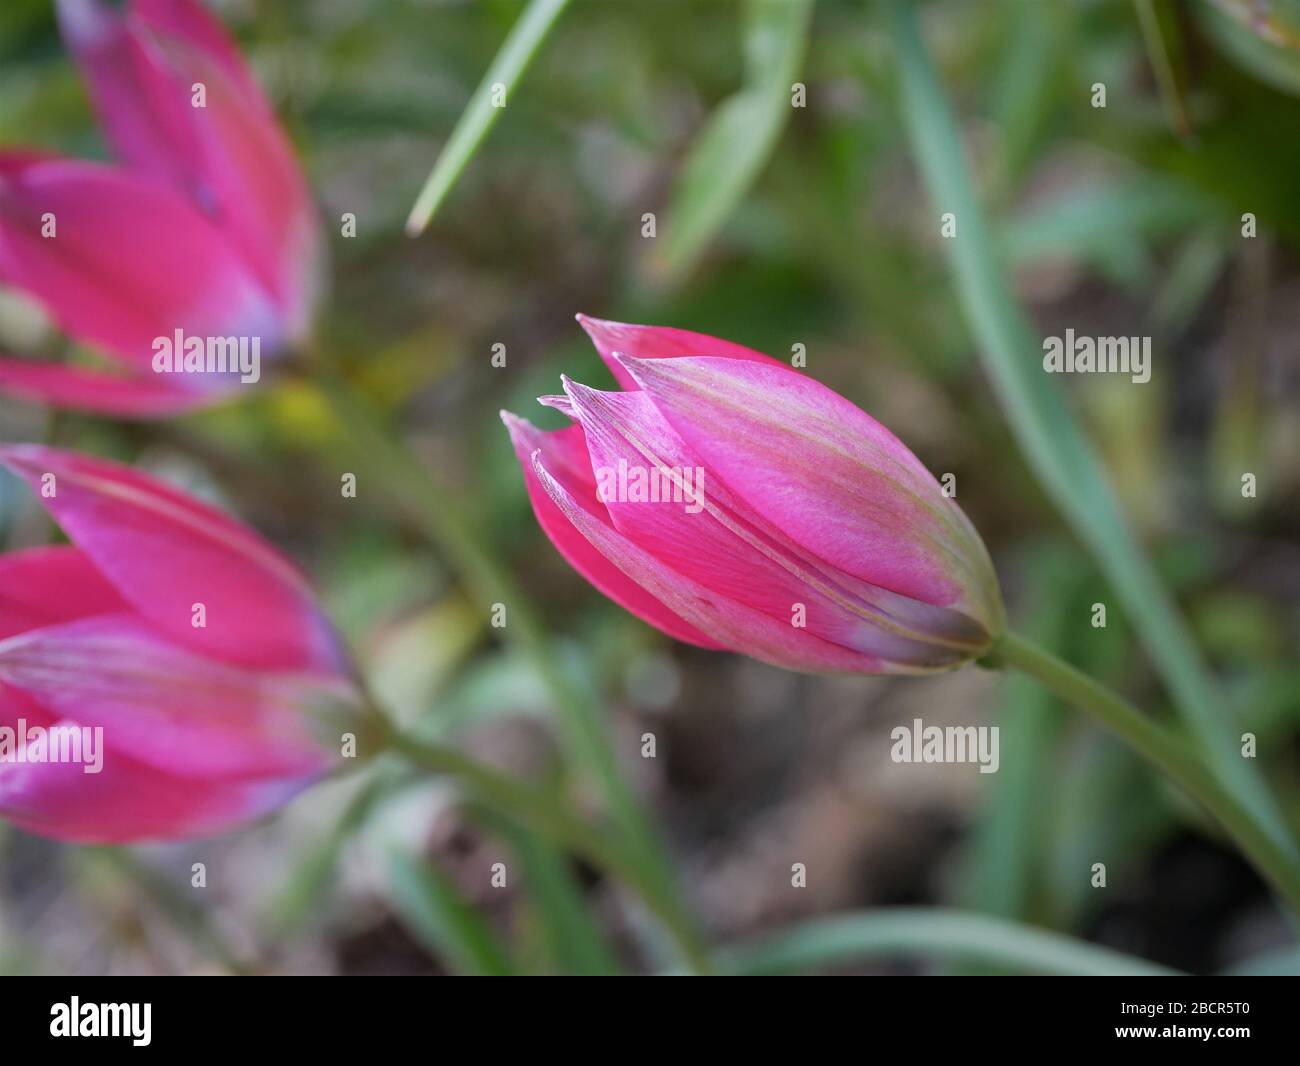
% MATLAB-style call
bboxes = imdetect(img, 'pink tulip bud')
[503,318,1004,675]
[0,0,320,417]
[0,446,358,842]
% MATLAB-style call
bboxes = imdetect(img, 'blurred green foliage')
[1,0,1298,976]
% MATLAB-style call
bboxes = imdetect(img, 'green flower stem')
[993,631,1300,916]
[313,369,710,972]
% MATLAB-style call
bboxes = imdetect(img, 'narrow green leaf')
[718,907,1181,976]
[1222,945,1300,975]
[660,0,814,276]
[1134,0,1194,140]
[263,771,406,941]
[987,0,1067,190]
[387,850,516,976]
[496,817,622,975]
[1149,228,1229,337]
[997,178,1212,268]
[405,0,571,236]
[886,0,1295,863]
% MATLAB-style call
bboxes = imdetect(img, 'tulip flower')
[0,0,319,417]
[502,317,1004,674]
[0,445,357,842]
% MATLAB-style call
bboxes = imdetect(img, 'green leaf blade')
[718,907,1182,976]
[886,0,1296,864]
[405,0,571,236]
[387,850,517,976]
[660,0,814,276]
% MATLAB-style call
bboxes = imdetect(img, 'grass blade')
[494,814,622,975]
[1222,945,1300,975]
[718,907,1181,976]
[405,0,571,236]
[661,0,814,277]
[387,849,517,975]
[886,0,1295,862]
[1134,0,1194,141]
[262,771,406,942]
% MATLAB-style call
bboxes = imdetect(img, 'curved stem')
[311,365,708,969]
[994,630,1300,916]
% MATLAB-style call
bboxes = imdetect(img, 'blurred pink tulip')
[503,317,1004,675]
[0,445,357,842]
[0,0,320,417]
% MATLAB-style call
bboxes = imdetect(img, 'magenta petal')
[0,687,312,843]
[133,0,268,106]
[0,156,280,379]
[0,613,343,779]
[529,449,886,674]
[501,411,724,650]
[0,445,348,675]
[0,357,221,417]
[55,0,208,198]
[616,355,1003,636]
[0,546,127,640]
[576,314,785,390]
[57,0,320,337]
[556,378,981,668]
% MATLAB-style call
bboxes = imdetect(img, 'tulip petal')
[529,449,890,674]
[0,445,348,674]
[57,0,319,337]
[501,411,723,649]
[576,314,784,390]
[554,378,982,667]
[133,0,268,106]
[0,686,311,843]
[0,613,345,779]
[54,0,205,194]
[0,546,127,640]
[0,156,281,382]
[616,354,1003,633]
[0,357,220,417]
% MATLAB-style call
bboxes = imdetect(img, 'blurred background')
[0,0,1298,975]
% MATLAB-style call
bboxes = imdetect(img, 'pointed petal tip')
[536,393,577,418]
[574,313,629,343]
[500,409,540,449]
[557,373,599,401]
